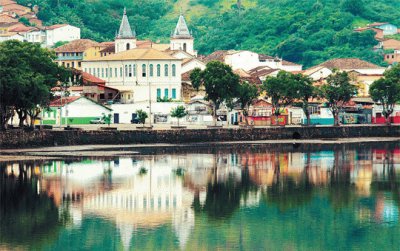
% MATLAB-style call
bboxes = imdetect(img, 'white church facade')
[81,9,197,104]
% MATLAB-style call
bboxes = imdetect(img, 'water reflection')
[2,144,400,250]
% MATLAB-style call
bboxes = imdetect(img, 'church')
[81,8,199,104]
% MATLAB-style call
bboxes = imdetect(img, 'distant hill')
[15,0,400,67]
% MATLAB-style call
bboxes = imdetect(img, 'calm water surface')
[1,143,400,250]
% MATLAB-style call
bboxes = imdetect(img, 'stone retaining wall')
[1,126,399,148]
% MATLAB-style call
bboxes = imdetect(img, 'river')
[1,142,399,250]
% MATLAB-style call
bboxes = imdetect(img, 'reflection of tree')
[264,175,314,212]
[193,161,257,219]
[328,148,355,210]
[0,163,63,249]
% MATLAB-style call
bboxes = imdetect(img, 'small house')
[41,96,112,125]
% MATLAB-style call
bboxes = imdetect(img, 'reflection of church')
[38,157,195,250]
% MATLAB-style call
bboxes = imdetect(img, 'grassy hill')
[16,0,400,67]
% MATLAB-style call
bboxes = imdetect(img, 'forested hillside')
[16,0,400,67]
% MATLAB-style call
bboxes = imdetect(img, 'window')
[142,64,146,77]
[164,64,168,77]
[101,68,104,78]
[157,88,161,98]
[84,68,87,73]
[97,68,100,77]
[115,68,118,78]
[150,64,154,77]
[126,43,130,50]
[109,67,112,77]
[172,64,176,77]
[157,64,161,77]
[125,65,128,77]
[72,62,75,67]
[164,88,169,98]
[133,64,136,77]
[67,63,70,67]
[120,67,123,77]
[183,43,187,52]
[105,68,108,78]
[172,88,176,99]
[128,64,132,77]
[78,62,81,67]
[89,68,92,74]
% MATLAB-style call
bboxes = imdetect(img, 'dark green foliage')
[170,105,187,126]
[319,71,358,126]
[237,81,259,125]
[369,65,400,125]
[0,40,69,129]
[136,109,148,127]
[16,0,398,67]
[190,62,240,125]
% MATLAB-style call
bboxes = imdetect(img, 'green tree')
[136,109,148,127]
[237,81,259,125]
[369,66,400,125]
[292,74,316,126]
[190,62,240,126]
[102,113,112,127]
[0,40,68,130]
[263,71,296,125]
[320,71,357,126]
[170,105,187,127]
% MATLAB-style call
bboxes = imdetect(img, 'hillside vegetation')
[16,0,400,67]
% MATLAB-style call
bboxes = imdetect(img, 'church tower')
[170,13,196,56]
[115,8,136,53]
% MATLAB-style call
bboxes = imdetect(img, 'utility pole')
[149,81,152,127]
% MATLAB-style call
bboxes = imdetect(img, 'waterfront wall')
[1,125,400,148]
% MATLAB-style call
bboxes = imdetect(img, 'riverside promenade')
[1,124,400,148]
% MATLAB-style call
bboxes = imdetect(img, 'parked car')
[131,114,139,124]
[90,118,105,124]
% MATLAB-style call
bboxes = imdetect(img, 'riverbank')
[1,125,400,148]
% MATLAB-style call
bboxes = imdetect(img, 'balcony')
[57,55,83,61]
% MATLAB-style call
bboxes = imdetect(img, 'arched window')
[133,64,136,77]
[128,64,132,77]
[126,43,130,50]
[157,64,161,77]
[183,43,187,52]
[172,64,176,77]
[164,64,168,77]
[142,64,146,77]
[150,64,154,77]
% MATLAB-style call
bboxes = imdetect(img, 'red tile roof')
[81,72,106,84]
[46,24,68,30]
[50,96,80,107]
[54,39,99,53]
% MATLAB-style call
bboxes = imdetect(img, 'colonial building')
[81,10,182,103]
[54,39,101,69]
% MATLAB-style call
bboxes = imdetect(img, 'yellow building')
[54,39,107,70]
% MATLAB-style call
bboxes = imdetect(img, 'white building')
[205,50,302,72]
[45,24,80,47]
[81,10,182,105]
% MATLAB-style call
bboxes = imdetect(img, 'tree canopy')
[369,65,400,125]
[190,61,240,125]
[319,71,358,126]
[0,40,68,129]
